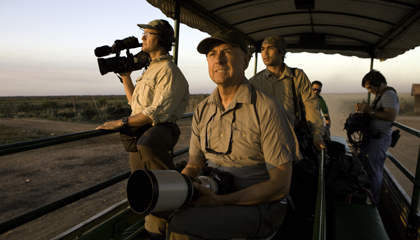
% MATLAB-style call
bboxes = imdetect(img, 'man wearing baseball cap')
[249,36,326,152]
[97,19,189,172]
[145,29,299,240]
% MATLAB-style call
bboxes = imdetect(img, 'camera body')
[94,36,150,75]
[198,167,234,195]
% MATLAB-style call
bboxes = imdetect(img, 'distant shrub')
[186,94,209,113]
[0,94,209,123]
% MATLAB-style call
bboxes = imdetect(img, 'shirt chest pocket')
[136,77,156,105]
[231,125,262,159]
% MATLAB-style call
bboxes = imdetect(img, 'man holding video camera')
[145,30,300,240]
[96,19,190,172]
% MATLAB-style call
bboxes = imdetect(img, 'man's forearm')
[121,75,135,102]
[199,163,292,206]
[218,179,289,205]
[126,113,153,127]
[182,155,207,178]
[304,103,325,141]
[324,114,331,128]
[373,108,398,122]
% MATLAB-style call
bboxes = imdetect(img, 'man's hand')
[119,71,132,77]
[356,100,371,113]
[96,120,122,131]
[188,182,222,207]
[314,139,327,153]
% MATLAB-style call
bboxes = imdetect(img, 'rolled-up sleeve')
[142,66,189,125]
[130,57,189,125]
[189,103,206,159]
[295,70,324,141]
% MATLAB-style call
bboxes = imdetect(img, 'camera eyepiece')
[94,45,113,58]
[112,37,141,53]
[94,36,141,57]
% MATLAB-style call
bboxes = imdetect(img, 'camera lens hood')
[127,170,195,214]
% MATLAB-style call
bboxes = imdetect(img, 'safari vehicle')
[1,0,420,239]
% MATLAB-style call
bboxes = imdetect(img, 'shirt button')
[220,134,223,137]
[242,133,246,137]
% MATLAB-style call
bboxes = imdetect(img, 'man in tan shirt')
[96,20,190,172]
[145,30,300,240]
[249,36,326,151]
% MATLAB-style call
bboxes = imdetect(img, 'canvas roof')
[147,0,420,61]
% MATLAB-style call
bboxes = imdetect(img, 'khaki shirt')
[249,65,324,141]
[189,79,300,191]
[129,55,190,125]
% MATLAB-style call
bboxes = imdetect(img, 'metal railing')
[390,121,420,239]
[313,149,326,240]
[0,113,193,235]
[2,116,418,240]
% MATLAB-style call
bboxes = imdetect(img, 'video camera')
[94,36,150,75]
[127,167,234,214]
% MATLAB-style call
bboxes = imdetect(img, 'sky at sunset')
[1,0,420,96]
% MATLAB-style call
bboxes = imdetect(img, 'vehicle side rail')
[51,199,131,240]
[0,147,189,235]
[389,121,420,238]
[393,121,420,137]
[0,113,193,235]
[0,129,117,156]
[0,112,194,157]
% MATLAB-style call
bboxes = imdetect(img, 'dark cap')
[137,19,168,30]
[197,30,249,54]
[137,19,175,46]
[262,36,287,53]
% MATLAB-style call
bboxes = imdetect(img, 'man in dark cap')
[97,19,190,172]
[145,29,299,240]
[250,36,326,151]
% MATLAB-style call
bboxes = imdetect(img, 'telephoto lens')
[127,169,222,214]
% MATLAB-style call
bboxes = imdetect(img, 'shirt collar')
[207,78,252,112]
[263,64,294,80]
[150,55,173,64]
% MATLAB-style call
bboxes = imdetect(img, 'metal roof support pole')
[254,51,258,75]
[367,58,374,104]
[406,145,420,239]
[170,0,181,160]
[173,0,181,65]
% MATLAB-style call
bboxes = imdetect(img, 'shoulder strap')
[250,84,260,125]
[289,68,299,120]
[371,86,397,109]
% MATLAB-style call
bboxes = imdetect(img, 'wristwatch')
[121,117,129,126]
[370,110,376,116]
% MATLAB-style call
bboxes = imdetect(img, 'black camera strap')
[116,73,123,83]
[370,86,397,110]
[289,67,299,121]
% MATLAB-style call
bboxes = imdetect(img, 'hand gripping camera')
[126,167,234,214]
[94,36,150,75]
